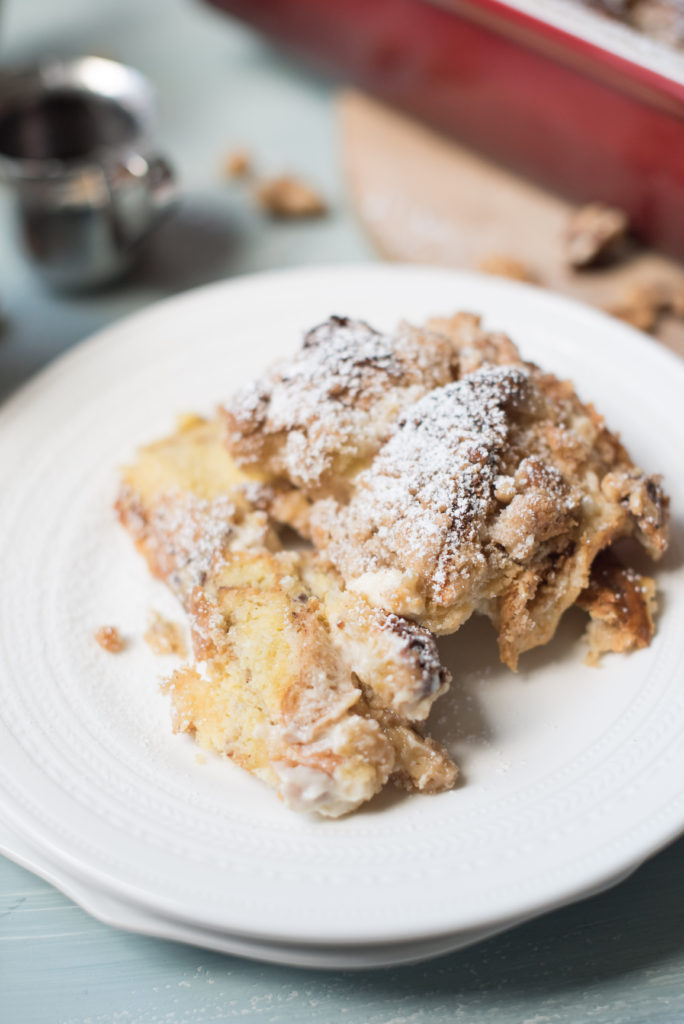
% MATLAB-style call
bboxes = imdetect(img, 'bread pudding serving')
[117,312,669,817]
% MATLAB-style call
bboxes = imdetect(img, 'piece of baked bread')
[117,415,457,817]
[164,548,455,817]
[577,551,658,666]
[224,314,668,668]
[223,316,460,501]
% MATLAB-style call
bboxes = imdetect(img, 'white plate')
[0,815,522,968]
[0,815,634,969]
[1,264,683,961]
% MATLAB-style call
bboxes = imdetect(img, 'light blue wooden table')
[1,1,683,1020]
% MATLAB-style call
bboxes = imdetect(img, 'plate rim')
[0,813,643,967]
[2,262,684,430]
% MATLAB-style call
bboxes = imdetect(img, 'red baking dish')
[204,0,684,259]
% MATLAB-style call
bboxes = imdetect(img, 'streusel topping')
[312,365,532,599]
[224,316,458,492]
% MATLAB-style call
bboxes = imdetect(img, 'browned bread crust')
[117,415,457,817]
[224,314,669,668]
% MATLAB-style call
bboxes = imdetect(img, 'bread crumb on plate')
[94,625,125,653]
[144,611,187,657]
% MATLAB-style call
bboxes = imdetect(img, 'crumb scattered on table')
[223,148,252,179]
[607,299,658,333]
[624,278,684,319]
[477,254,538,283]
[254,175,327,218]
[144,611,187,657]
[566,202,629,268]
[95,625,125,653]
[606,275,684,333]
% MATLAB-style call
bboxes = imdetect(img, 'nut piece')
[144,611,187,657]
[606,276,684,333]
[478,254,538,283]
[254,175,327,218]
[577,552,657,666]
[94,625,125,653]
[566,203,629,268]
[606,298,659,333]
[223,149,251,179]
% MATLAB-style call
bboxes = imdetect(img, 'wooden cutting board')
[339,90,684,358]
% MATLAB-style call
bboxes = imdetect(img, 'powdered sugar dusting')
[227,316,454,489]
[240,316,400,418]
[147,492,237,598]
[317,365,531,596]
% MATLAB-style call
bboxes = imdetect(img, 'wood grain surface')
[340,90,684,360]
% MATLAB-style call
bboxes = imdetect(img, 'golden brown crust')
[223,316,460,497]
[119,415,457,816]
[115,416,280,600]
[425,313,522,376]
[224,313,669,669]
[160,547,457,816]
[577,552,657,665]
[119,309,670,814]
[385,723,458,793]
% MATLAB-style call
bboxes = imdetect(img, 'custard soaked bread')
[577,552,658,666]
[223,316,460,499]
[117,414,279,598]
[117,416,456,817]
[164,549,455,816]
[118,311,668,817]
[225,314,668,668]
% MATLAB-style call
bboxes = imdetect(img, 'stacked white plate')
[1,266,683,969]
